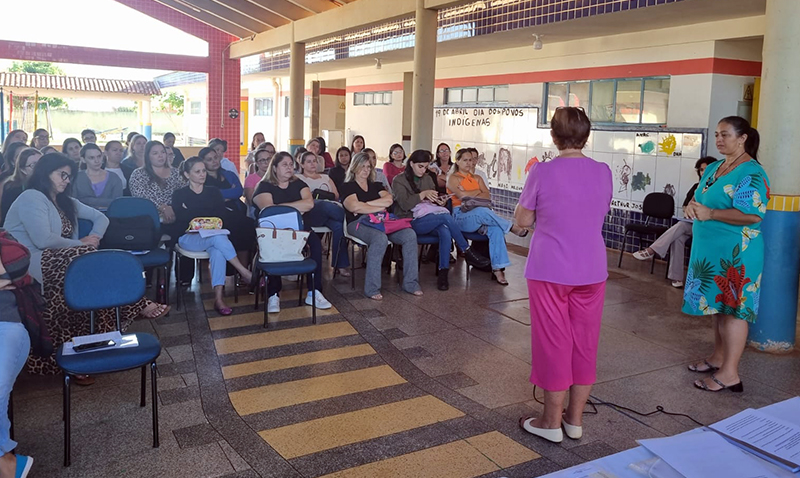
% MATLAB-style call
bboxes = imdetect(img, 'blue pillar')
[749,199,800,352]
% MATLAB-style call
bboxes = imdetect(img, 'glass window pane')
[364,93,374,105]
[383,91,392,104]
[615,80,643,123]
[590,81,614,123]
[642,78,670,124]
[462,88,478,103]
[547,83,568,121]
[478,87,494,102]
[447,88,462,104]
[494,86,509,102]
[569,82,589,109]
[354,93,364,105]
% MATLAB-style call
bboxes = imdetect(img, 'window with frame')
[353,91,393,106]
[444,85,509,105]
[544,77,669,125]
[190,101,201,115]
[253,98,273,116]
[282,96,312,117]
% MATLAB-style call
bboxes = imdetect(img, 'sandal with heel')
[694,374,743,393]
[688,360,720,373]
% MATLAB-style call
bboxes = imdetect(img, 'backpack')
[100,215,157,250]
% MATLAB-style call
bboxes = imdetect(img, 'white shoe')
[267,294,280,313]
[562,418,583,440]
[306,290,332,310]
[633,249,655,260]
[671,281,684,288]
[519,417,563,443]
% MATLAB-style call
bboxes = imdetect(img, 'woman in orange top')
[447,148,528,285]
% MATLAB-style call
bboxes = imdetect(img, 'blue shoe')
[15,455,33,478]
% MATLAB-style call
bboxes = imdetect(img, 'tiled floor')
[9,248,800,477]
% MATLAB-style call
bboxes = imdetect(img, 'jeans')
[347,221,420,297]
[178,234,237,287]
[411,213,470,270]
[452,206,512,269]
[0,322,29,455]
[648,221,692,281]
[267,228,323,297]
[303,200,349,269]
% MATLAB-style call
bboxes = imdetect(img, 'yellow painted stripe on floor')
[214,322,357,355]
[208,306,340,332]
[260,395,465,459]
[318,431,537,478]
[222,344,376,379]
[464,431,541,468]
[229,365,406,416]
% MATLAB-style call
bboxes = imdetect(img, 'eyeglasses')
[59,171,72,181]
[24,162,38,171]
[35,134,49,140]
[438,149,450,153]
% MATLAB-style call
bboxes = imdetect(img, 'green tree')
[155,92,184,115]
[7,61,69,109]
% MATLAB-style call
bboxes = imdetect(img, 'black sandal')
[688,360,720,373]
[694,374,743,393]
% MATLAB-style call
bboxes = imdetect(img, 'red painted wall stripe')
[320,88,346,96]
[432,58,762,89]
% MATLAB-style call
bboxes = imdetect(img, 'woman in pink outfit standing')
[515,107,613,443]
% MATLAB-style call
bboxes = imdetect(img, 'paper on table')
[710,408,800,472]
[639,430,781,478]
[198,228,230,238]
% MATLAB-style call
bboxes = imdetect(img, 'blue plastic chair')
[77,218,93,239]
[105,197,171,304]
[255,206,317,328]
[55,250,162,466]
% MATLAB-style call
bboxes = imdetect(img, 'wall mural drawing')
[432,106,705,212]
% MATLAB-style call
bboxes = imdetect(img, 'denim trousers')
[0,322,29,455]
[303,200,350,269]
[178,234,237,287]
[267,228,323,297]
[411,213,470,270]
[452,206,512,269]
[347,221,420,297]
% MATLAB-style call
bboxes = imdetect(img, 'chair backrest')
[258,205,304,230]
[642,193,675,220]
[64,250,146,317]
[78,219,93,239]
[106,197,162,236]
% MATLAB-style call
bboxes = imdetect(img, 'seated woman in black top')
[253,152,332,314]
[341,152,422,300]
[172,157,253,316]
[328,146,351,191]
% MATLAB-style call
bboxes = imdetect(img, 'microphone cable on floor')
[531,385,705,427]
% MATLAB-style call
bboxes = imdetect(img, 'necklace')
[703,151,747,192]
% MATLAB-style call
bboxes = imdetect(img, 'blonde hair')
[345,152,375,183]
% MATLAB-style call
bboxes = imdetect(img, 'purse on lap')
[256,220,310,263]
[460,196,494,212]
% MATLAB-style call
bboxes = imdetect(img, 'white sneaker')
[671,281,684,288]
[267,294,280,313]
[306,290,332,310]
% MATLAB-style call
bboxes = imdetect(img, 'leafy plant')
[7,61,69,109]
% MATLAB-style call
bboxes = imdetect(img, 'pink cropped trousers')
[527,279,606,391]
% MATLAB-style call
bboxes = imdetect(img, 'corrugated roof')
[0,72,161,96]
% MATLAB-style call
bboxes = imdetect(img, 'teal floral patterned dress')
[682,159,770,323]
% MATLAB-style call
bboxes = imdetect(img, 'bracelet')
[709,209,715,220]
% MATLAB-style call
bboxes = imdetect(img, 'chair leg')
[140,365,147,407]
[197,258,203,283]
[254,270,261,311]
[263,274,269,328]
[311,272,317,325]
[618,232,629,268]
[650,248,657,274]
[176,255,183,311]
[234,272,239,304]
[298,275,304,306]
[151,362,159,448]
[165,263,171,313]
[350,242,356,290]
[64,373,72,467]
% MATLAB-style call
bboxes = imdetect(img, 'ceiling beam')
[214,0,290,27]
[155,0,254,37]
[285,0,338,14]
[179,0,271,32]
[247,0,313,21]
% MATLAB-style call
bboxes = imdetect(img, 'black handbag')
[312,183,336,201]
[100,215,158,250]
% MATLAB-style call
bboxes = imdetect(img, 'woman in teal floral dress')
[683,116,769,393]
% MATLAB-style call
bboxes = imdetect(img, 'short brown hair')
[550,107,591,150]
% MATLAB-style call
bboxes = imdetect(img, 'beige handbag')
[256,221,310,263]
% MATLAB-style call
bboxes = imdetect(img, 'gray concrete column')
[410,0,437,153]
[289,41,306,154]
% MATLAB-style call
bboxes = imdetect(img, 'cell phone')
[73,340,116,353]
